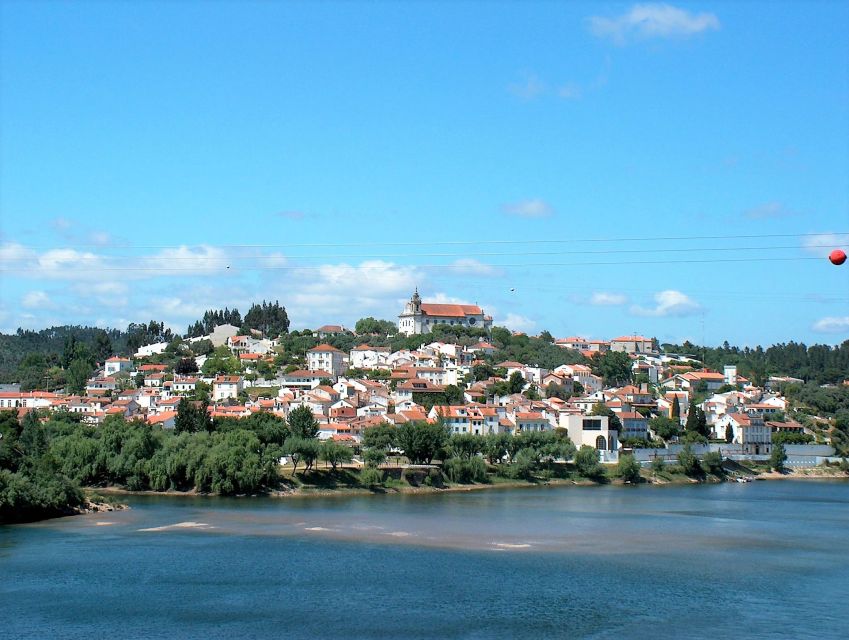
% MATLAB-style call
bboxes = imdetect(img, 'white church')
[398,289,492,336]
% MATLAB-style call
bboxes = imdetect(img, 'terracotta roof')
[420,303,483,317]
[308,344,344,353]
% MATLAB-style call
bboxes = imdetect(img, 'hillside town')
[0,291,841,468]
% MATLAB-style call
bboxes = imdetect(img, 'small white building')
[306,344,346,378]
[560,414,618,452]
[212,375,243,402]
[104,357,133,377]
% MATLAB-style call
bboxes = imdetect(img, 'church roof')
[420,303,483,317]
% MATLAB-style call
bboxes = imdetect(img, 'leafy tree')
[443,456,487,483]
[523,384,541,401]
[443,384,464,405]
[320,440,354,471]
[362,422,397,452]
[770,443,787,472]
[545,382,571,400]
[175,358,199,375]
[574,445,605,479]
[448,433,484,461]
[538,330,554,343]
[395,421,449,464]
[677,444,701,476]
[243,300,289,338]
[284,437,319,474]
[363,448,387,467]
[701,451,724,475]
[354,317,395,335]
[725,424,734,444]
[591,351,632,386]
[359,466,384,487]
[617,453,642,483]
[685,406,709,438]
[590,402,622,432]
[66,358,94,395]
[771,431,813,445]
[507,371,525,394]
[288,405,320,440]
[483,432,511,464]
[472,363,496,382]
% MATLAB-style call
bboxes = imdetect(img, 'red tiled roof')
[420,303,483,317]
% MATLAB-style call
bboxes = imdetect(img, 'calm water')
[2,481,848,639]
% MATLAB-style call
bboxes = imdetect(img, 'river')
[2,480,848,639]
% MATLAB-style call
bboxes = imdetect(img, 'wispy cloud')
[50,216,117,247]
[630,290,702,317]
[502,199,554,219]
[812,316,849,334]
[557,83,583,100]
[22,290,53,309]
[588,3,720,45]
[801,232,849,258]
[448,259,504,277]
[507,74,546,100]
[743,202,797,220]
[590,292,628,306]
[495,313,536,333]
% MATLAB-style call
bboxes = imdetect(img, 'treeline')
[0,411,84,524]
[185,301,290,339]
[663,340,849,385]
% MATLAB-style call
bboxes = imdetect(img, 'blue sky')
[1,1,848,346]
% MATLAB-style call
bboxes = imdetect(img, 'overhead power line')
[12,230,849,251]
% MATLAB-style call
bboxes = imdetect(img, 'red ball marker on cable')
[829,249,846,266]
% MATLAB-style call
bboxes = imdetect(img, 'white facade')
[560,414,619,452]
[306,345,346,378]
[104,358,133,376]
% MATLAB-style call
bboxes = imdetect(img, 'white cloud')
[495,313,536,333]
[801,233,849,258]
[142,245,230,275]
[558,83,583,100]
[590,292,628,306]
[502,198,554,218]
[812,316,849,334]
[448,259,504,277]
[22,291,52,309]
[588,3,720,45]
[743,202,796,220]
[630,290,702,317]
[508,74,546,100]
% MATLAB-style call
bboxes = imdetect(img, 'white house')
[349,345,390,369]
[212,375,243,402]
[560,414,618,452]
[306,344,346,378]
[104,357,133,377]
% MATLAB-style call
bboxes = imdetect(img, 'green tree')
[66,358,94,395]
[395,421,449,464]
[320,440,354,471]
[590,402,622,432]
[725,424,734,444]
[701,451,724,475]
[574,445,604,479]
[507,371,526,394]
[285,437,320,474]
[677,444,701,476]
[671,396,681,420]
[770,443,787,472]
[448,433,484,461]
[617,453,642,483]
[591,351,632,386]
[288,405,320,440]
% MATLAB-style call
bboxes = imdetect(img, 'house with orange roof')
[148,410,177,429]
[212,375,243,402]
[306,344,346,378]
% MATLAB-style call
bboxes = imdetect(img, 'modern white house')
[398,289,492,336]
[104,357,133,377]
[560,414,619,452]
